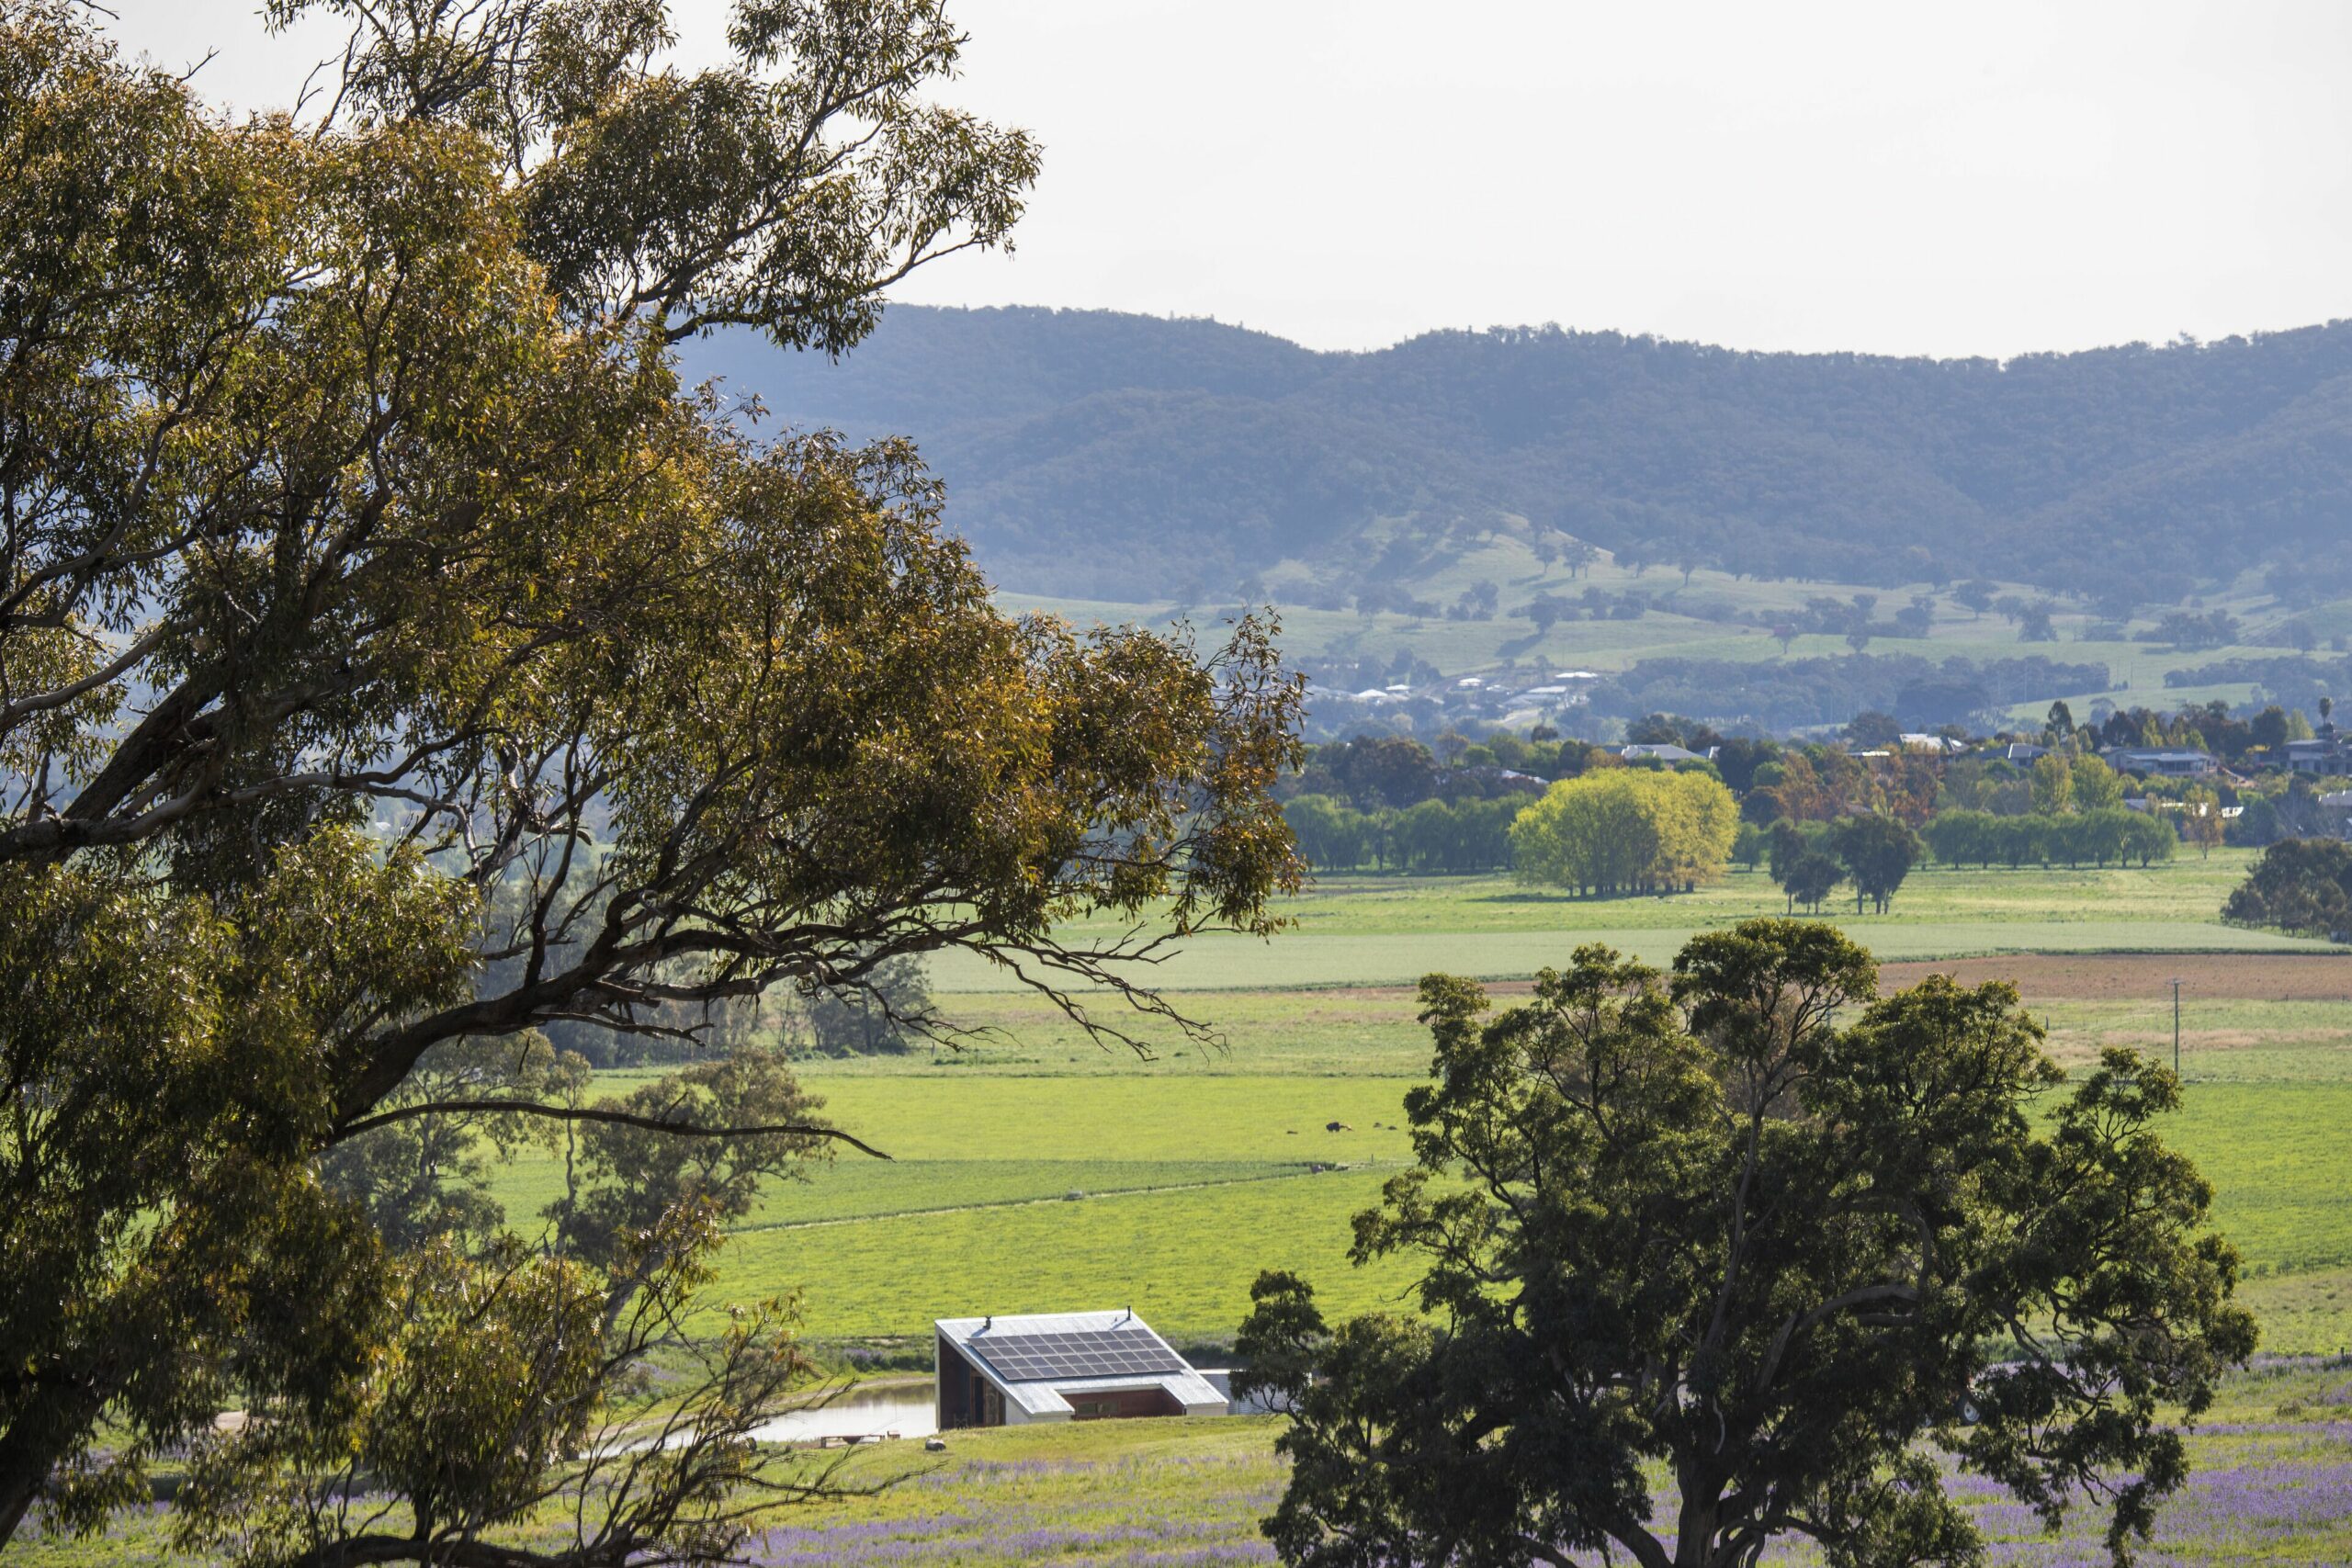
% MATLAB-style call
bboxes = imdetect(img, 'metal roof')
[934,1310,1226,1419]
[967,1328,1186,1383]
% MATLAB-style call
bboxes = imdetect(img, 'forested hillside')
[685,307,2352,603]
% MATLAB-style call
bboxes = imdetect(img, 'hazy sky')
[107,0,2352,357]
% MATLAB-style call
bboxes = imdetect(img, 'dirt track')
[1876,953,2352,1002]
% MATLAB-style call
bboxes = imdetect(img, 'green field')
[2040,999,2352,1080]
[922,857,2339,994]
[496,1068,2352,1349]
[469,852,2352,1355]
[2176,1086,2352,1279]
[28,853,2352,1563]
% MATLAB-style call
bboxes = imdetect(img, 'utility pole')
[2171,977,2183,1077]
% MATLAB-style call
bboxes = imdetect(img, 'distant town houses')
[1318,668,1601,716]
[2101,747,2220,779]
[2285,733,2350,774]
[1299,666,2352,798]
[2323,791,2352,832]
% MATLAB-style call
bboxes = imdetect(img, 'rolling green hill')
[685,305,2352,605]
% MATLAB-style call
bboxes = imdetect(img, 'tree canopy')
[0,0,1298,1555]
[1828,813,1920,914]
[2223,838,2352,938]
[1283,793,1525,874]
[1240,922,2255,1568]
[1509,768,1738,897]
[1919,808,2177,870]
[1767,820,1843,913]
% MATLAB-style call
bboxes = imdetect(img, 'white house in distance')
[934,1310,1228,1427]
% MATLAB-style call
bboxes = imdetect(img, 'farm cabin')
[934,1310,1228,1428]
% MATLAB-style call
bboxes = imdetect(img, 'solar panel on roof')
[967,1327,1186,1382]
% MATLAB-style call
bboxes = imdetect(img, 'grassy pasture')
[31,855,2352,1562]
[924,857,2341,994]
[620,1072,2352,1354]
[485,979,2352,1354]
[798,1077,1415,1163]
[720,1168,1420,1341]
[469,856,2352,1349]
[925,920,2333,994]
[1272,860,2267,935]
[2033,998,2352,1080]
[2173,1086,2352,1280]
[805,987,1436,1077]
[2238,1269,2352,1357]
[488,1156,1323,1237]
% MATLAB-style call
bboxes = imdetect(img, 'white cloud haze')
[107,0,2352,357]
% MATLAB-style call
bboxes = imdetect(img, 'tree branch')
[331,1100,892,1161]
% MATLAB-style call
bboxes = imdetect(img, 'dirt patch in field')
[1262,955,2352,1007]
[1877,953,2352,1003]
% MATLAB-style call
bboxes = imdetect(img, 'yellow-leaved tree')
[1510,768,1738,895]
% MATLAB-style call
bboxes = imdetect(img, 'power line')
[2170,976,2182,1078]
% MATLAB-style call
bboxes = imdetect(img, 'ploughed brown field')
[1877,953,2352,1002]
[1321,953,2352,1007]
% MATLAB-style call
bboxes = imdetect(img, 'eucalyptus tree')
[1827,812,1919,914]
[1241,922,2254,1568]
[0,0,1300,1555]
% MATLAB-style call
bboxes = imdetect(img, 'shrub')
[2224,840,2352,939]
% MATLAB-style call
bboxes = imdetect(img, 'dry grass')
[1878,952,2352,1002]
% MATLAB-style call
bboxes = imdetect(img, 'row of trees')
[1922,807,2188,868]
[1289,773,2194,890]
[1287,732,1598,811]
[1294,707,2352,860]
[1510,771,1741,896]
[1282,794,1523,874]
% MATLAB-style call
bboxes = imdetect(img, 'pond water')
[742,1371,1272,1445]
[747,1382,939,1445]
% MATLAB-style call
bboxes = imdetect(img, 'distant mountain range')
[682,306,2352,604]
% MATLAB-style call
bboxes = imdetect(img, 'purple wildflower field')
[730,1447,1285,1567]
[18,1361,2350,1566]
[716,1359,2352,1568]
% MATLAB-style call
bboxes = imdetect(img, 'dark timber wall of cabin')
[1063,1385,1182,1420]
[937,1337,1003,1428]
